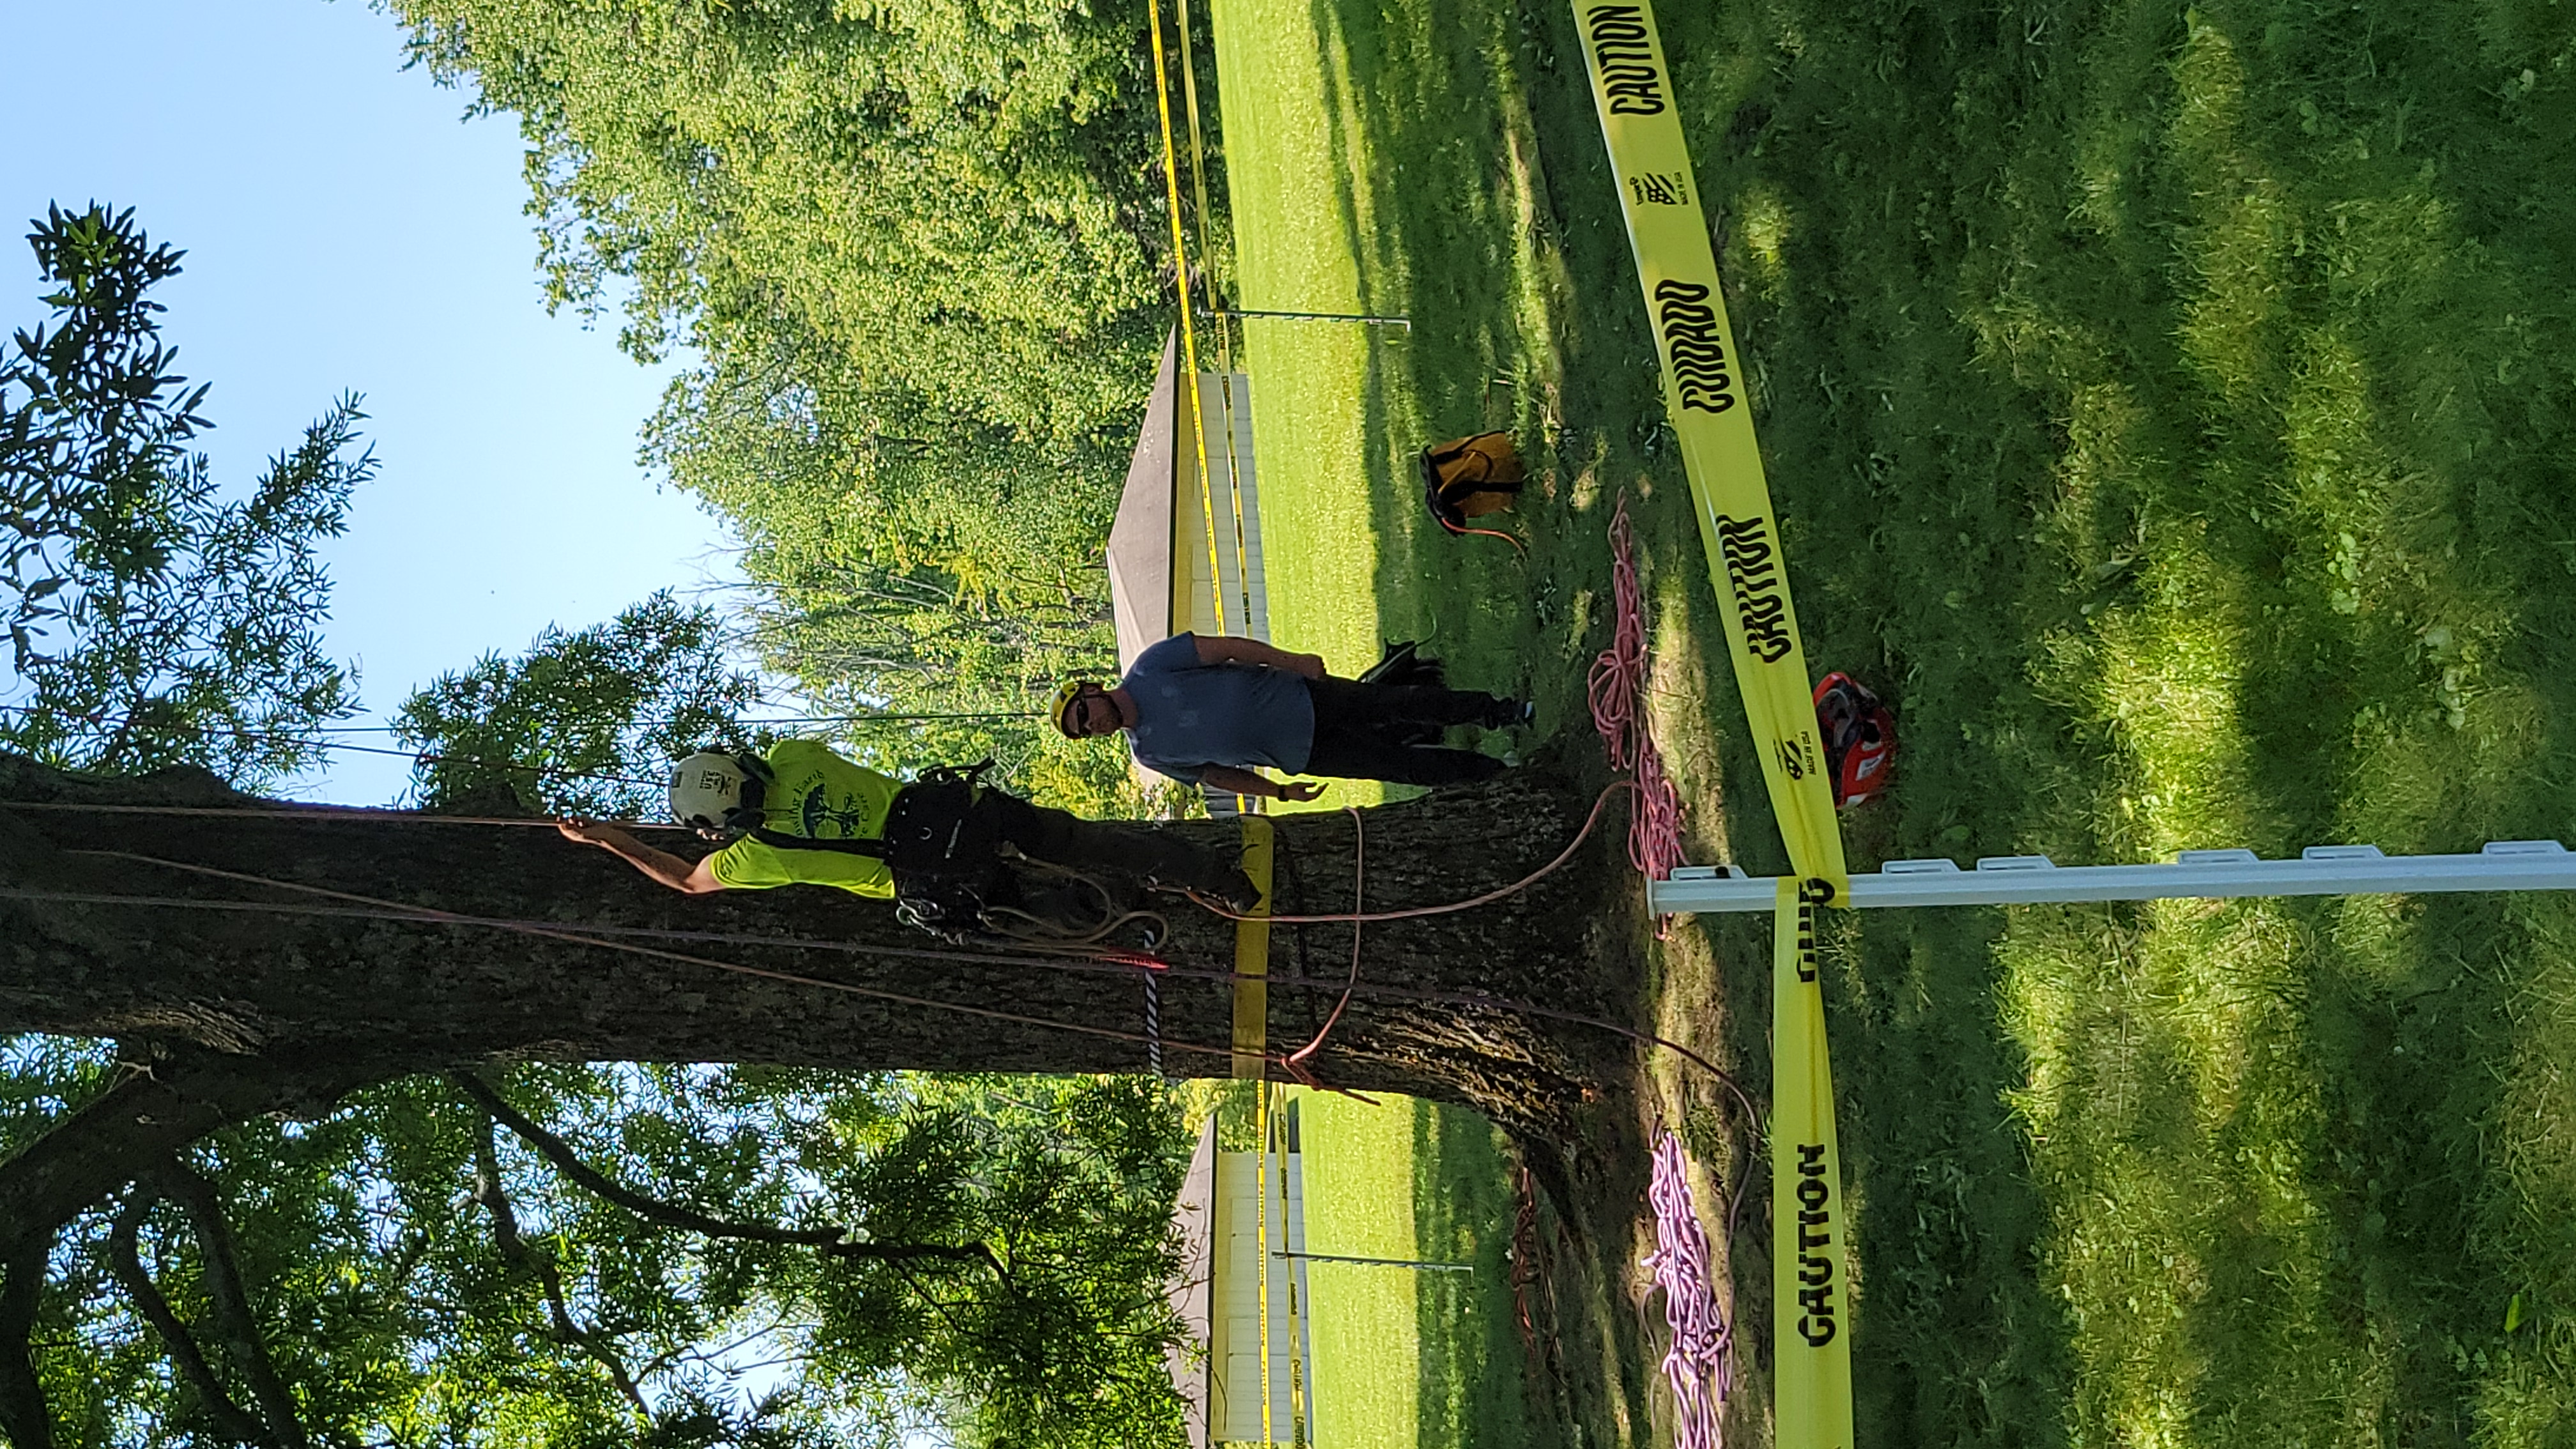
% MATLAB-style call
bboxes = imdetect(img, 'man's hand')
[1276,780,1325,802]
[558,816,726,893]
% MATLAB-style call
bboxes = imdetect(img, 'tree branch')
[466,1113,652,1416]
[155,1162,312,1449]
[451,1073,1004,1276]
[109,1188,272,1446]
[0,1244,55,1449]
[0,1048,390,1267]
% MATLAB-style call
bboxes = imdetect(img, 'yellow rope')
[1176,0,1222,337]
[1146,0,1228,634]
[1169,0,1259,643]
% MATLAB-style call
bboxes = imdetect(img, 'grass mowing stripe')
[1206,0,2576,1441]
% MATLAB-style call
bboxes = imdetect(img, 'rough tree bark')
[0,751,1643,1234]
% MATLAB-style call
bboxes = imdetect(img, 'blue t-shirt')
[1123,632,1317,784]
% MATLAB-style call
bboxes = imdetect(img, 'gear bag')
[1355,639,1449,747]
[1420,432,1526,530]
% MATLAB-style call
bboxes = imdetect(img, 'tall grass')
[1683,0,2576,1441]
[1208,0,2576,1440]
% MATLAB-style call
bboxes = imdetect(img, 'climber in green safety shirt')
[556,738,1259,915]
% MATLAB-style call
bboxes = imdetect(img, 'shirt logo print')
[797,786,869,839]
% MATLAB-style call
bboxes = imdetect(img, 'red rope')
[1439,515,1529,555]
[1586,496,1685,921]
[73,849,1261,1070]
[8,801,695,830]
[6,871,1759,1120]
[1284,806,1366,1070]
[22,792,1769,1118]
[1184,783,1628,924]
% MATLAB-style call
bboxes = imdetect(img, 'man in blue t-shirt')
[1053,632,1528,801]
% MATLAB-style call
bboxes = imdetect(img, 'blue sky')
[0,0,737,804]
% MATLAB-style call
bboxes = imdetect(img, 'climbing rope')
[1143,0,1230,635]
[1588,495,1686,896]
[1283,806,1365,1072]
[1439,512,1531,555]
[1645,1127,1735,1449]
[61,849,1259,1070]
[6,793,1761,1118]
[1186,782,1629,925]
[976,852,1172,949]
[4,801,698,829]
[1144,970,1165,1079]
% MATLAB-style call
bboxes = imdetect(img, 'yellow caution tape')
[1230,815,1275,1080]
[1568,0,1846,893]
[1145,0,1232,636]
[1770,878,1853,1447]
[1572,7,1855,1445]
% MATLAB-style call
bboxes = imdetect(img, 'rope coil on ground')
[1645,1128,1735,1449]
[1588,495,1686,893]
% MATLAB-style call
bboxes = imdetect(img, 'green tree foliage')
[0,204,369,788]
[380,0,1183,813]
[12,1055,1190,1448]
[394,590,764,818]
[385,0,1165,447]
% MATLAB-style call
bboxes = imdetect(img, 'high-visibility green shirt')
[703,740,903,898]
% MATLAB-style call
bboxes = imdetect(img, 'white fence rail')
[1646,841,2576,914]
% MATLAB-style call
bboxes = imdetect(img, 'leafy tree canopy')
[11,1040,1192,1449]
[379,0,1189,812]
[0,204,369,790]
[385,0,1168,574]
[394,589,765,819]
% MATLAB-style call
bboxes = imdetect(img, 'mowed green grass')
[1290,1091,1526,1449]
[1208,0,1585,811]
[1200,0,2576,1445]
[1201,0,1613,1441]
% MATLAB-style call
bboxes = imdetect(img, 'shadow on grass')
[1231,0,2576,1439]
[1409,1099,1554,1449]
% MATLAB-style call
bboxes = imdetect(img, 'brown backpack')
[1420,431,1526,528]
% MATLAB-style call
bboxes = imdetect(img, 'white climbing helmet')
[669,751,751,829]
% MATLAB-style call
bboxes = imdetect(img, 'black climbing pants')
[1298,675,1510,788]
[971,792,1246,896]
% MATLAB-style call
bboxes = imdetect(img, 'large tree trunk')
[0,754,1642,1137]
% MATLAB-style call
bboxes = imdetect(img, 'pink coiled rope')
[1645,1128,1735,1449]
[1588,496,1687,903]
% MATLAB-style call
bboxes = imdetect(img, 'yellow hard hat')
[1051,679,1088,736]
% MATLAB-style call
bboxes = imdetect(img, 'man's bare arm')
[1193,634,1326,678]
[557,820,727,894]
[1198,765,1324,802]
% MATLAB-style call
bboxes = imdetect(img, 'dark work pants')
[1298,675,1509,787]
[972,792,1246,894]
